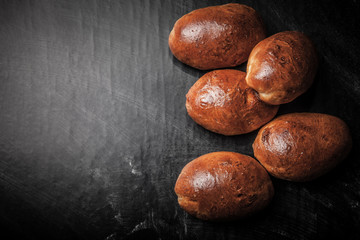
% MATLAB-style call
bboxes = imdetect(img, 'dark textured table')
[1,0,360,239]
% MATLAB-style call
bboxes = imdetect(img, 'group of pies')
[168,4,352,221]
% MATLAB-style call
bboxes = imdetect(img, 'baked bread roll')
[253,113,352,182]
[175,152,274,221]
[246,31,318,105]
[186,70,279,135]
[169,3,266,70]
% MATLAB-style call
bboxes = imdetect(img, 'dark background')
[1,0,360,239]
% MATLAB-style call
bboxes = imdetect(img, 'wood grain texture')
[0,0,360,239]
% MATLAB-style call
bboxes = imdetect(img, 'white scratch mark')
[184,222,187,235]
[114,211,123,224]
[125,155,142,176]
[104,233,117,240]
[131,220,148,233]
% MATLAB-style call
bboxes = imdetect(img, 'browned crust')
[174,152,274,221]
[246,31,318,105]
[186,69,279,135]
[169,3,266,70]
[253,113,352,181]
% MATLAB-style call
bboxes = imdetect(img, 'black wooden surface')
[0,0,360,239]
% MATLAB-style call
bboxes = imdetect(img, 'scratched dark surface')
[0,0,360,239]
